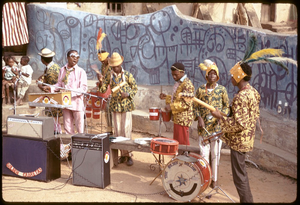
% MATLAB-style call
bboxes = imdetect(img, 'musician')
[159,62,194,145]
[37,48,63,134]
[194,59,229,188]
[43,50,88,135]
[211,62,260,203]
[98,52,137,166]
[96,50,111,83]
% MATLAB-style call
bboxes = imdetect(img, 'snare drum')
[150,138,179,155]
[149,107,160,121]
[202,132,223,146]
[162,152,212,202]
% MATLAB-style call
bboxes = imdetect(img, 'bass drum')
[162,152,212,202]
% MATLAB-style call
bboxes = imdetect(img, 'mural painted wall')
[26,4,297,119]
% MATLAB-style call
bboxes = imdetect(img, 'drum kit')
[148,108,235,202]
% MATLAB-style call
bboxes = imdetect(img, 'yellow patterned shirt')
[44,62,63,118]
[101,63,111,77]
[44,62,61,85]
[194,84,229,137]
[99,69,137,113]
[165,77,195,127]
[220,85,260,152]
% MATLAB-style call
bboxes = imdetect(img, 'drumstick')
[91,65,103,81]
[178,92,227,117]
[203,127,211,135]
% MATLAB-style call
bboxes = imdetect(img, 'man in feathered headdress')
[97,50,111,83]
[194,59,229,188]
[95,28,111,86]
[211,35,296,203]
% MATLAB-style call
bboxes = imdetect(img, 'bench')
[110,139,201,167]
[57,133,230,169]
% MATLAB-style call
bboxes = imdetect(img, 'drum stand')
[202,139,235,203]
[149,155,166,185]
[149,109,163,172]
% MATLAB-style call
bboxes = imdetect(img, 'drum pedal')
[205,194,212,199]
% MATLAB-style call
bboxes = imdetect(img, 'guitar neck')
[192,97,227,117]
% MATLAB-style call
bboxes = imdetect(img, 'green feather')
[247,57,290,74]
[242,35,257,62]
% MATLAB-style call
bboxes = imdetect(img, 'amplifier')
[6,115,54,140]
[72,133,111,188]
[2,134,61,182]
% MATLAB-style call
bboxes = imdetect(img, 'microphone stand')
[9,78,20,115]
[202,137,235,203]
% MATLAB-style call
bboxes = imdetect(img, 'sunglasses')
[69,53,80,59]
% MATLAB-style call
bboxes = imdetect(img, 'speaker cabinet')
[6,115,54,140]
[2,134,61,182]
[72,133,111,188]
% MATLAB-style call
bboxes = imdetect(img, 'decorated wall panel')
[26,4,297,119]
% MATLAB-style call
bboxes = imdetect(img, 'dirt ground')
[2,131,297,203]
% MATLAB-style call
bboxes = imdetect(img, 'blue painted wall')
[26,4,297,119]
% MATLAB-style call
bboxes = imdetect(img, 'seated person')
[2,55,19,104]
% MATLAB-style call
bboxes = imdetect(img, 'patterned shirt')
[43,61,61,85]
[43,62,63,118]
[99,68,137,113]
[165,76,194,127]
[101,63,111,77]
[193,84,229,137]
[220,84,260,152]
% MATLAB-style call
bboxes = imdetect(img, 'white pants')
[199,136,222,182]
[112,111,132,156]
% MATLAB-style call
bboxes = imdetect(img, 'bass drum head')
[162,155,204,202]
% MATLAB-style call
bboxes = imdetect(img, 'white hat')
[38,48,55,57]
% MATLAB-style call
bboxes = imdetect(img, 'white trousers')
[199,136,222,182]
[112,111,132,156]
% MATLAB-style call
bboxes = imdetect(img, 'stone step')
[261,21,297,33]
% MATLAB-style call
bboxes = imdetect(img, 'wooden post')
[244,3,262,28]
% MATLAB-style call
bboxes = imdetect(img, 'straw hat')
[38,48,55,58]
[108,52,124,67]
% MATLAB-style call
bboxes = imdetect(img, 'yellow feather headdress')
[198,59,219,81]
[96,27,106,51]
[230,35,297,83]
[239,35,297,75]
[96,27,109,61]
